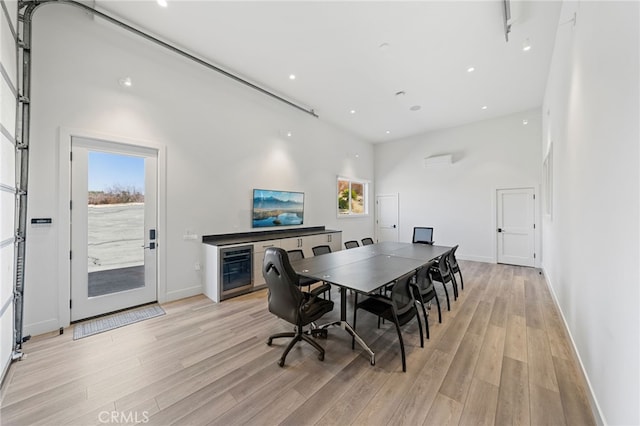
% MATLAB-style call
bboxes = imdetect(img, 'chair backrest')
[312,245,332,256]
[287,249,305,261]
[344,240,360,249]
[414,261,436,294]
[361,237,374,246]
[263,247,303,324]
[412,227,434,244]
[390,271,417,316]
[437,248,453,276]
[447,245,459,270]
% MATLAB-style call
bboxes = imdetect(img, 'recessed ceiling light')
[118,77,132,87]
[410,105,421,111]
[355,153,360,158]
[379,42,390,50]
[286,131,293,137]
[385,130,391,134]
[481,105,488,110]
[395,90,406,97]
[522,119,529,125]
[157,0,168,7]
[522,38,532,52]
[289,74,296,80]
[350,109,356,114]
[467,66,475,73]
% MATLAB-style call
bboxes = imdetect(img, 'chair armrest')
[310,283,331,297]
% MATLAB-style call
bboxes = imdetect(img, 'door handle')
[142,242,156,250]
[393,225,397,228]
[497,228,503,233]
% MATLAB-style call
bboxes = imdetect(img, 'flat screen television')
[252,189,304,228]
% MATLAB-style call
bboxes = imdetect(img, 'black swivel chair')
[430,247,458,311]
[352,271,424,372]
[447,245,464,291]
[344,240,360,249]
[411,262,442,340]
[312,245,332,256]
[412,227,434,245]
[361,237,374,246]
[264,247,334,367]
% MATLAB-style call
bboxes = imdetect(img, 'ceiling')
[94,0,563,143]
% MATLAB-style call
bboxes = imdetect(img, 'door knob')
[497,228,503,233]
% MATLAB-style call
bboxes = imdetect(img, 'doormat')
[73,304,165,340]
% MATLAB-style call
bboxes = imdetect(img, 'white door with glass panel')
[376,194,399,242]
[70,137,157,321]
[496,188,535,267]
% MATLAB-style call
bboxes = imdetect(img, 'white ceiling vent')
[423,154,453,168]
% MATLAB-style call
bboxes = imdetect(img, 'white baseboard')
[163,285,203,303]
[456,254,494,263]
[540,267,606,426]
[24,318,61,338]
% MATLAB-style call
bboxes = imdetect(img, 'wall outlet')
[194,262,201,271]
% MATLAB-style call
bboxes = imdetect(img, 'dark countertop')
[202,226,341,246]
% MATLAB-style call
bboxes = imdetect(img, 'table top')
[291,242,450,294]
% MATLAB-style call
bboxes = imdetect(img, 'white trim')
[541,267,606,426]
[337,175,370,218]
[165,285,203,303]
[57,127,168,328]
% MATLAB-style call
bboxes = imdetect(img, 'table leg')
[318,286,375,365]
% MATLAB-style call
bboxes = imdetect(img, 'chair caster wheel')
[267,338,273,346]
[318,353,324,361]
[318,330,328,339]
[278,358,285,367]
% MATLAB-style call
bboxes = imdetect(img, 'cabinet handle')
[328,234,332,242]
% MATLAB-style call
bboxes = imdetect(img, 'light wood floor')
[0,261,595,425]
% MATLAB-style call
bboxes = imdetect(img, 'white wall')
[24,4,374,335]
[0,0,18,383]
[375,109,541,262]
[542,2,639,425]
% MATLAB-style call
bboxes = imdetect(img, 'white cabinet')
[279,237,304,251]
[203,230,342,302]
[305,232,342,256]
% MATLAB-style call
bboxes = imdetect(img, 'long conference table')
[290,241,451,365]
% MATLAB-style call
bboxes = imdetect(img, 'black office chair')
[361,237,374,246]
[447,245,464,291]
[352,271,424,372]
[430,247,458,311]
[344,240,360,249]
[264,247,334,367]
[312,245,332,256]
[412,227,434,245]
[411,262,441,340]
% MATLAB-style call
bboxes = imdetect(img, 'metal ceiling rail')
[12,0,318,359]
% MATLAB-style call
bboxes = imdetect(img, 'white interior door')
[376,194,399,242]
[71,137,157,321]
[497,188,535,267]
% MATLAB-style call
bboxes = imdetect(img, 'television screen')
[252,189,304,228]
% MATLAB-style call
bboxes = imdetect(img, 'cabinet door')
[279,237,304,251]
[252,241,279,287]
[328,232,342,252]
[303,233,342,256]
